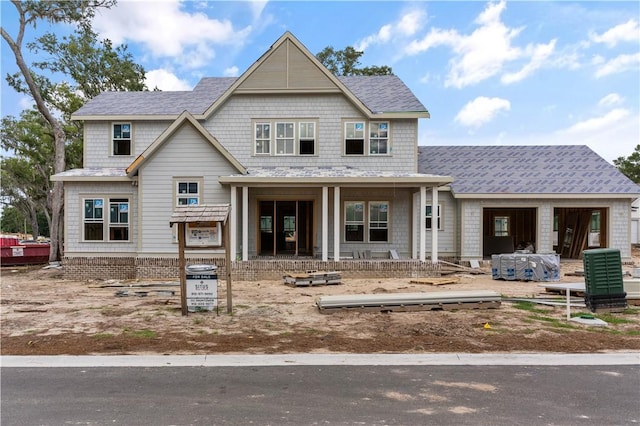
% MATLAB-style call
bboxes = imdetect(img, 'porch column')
[431,186,439,263]
[242,186,248,261]
[230,185,237,261]
[334,186,340,261]
[420,186,426,262]
[322,186,329,261]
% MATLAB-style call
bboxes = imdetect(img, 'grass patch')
[93,333,114,339]
[123,328,157,339]
[512,301,552,314]
[528,314,579,329]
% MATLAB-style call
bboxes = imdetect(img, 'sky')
[1,0,639,163]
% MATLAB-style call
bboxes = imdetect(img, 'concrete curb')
[2,352,639,368]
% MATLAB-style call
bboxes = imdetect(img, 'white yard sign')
[186,271,218,312]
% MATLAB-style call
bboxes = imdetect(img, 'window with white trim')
[275,122,295,155]
[255,122,271,155]
[109,198,129,241]
[299,122,316,155]
[84,198,104,241]
[345,201,364,242]
[369,122,389,155]
[176,181,200,206]
[83,197,130,241]
[344,121,365,155]
[369,202,389,242]
[426,204,442,230]
[113,123,131,156]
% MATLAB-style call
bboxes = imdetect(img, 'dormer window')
[113,123,131,156]
[344,121,365,155]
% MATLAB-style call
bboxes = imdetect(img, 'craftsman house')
[52,32,640,280]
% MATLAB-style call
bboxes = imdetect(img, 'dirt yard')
[1,258,639,355]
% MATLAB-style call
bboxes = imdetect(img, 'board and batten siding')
[83,121,172,168]
[63,181,137,256]
[205,94,419,173]
[136,123,237,255]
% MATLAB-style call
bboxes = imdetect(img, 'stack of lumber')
[284,271,342,287]
[316,290,501,314]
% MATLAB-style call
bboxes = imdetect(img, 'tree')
[614,145,640,184]
[316,46,393,76]
[1,0,146,262]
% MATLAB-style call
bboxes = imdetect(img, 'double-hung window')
[109,199,129,241]
[83,197,130,241]
[275,122,295,155]
[426,204,442,230]
[369,122,389,155]
[176,181,200,206]
[113,123,131,156]
[299,122,316,155]
[345,202,365,242]
[255,123,271,155]
[84,198,104,241]
[345,201,389,242]
[369,202,389,241]
[344,121,365,155]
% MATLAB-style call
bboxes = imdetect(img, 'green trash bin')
[582,248,627,312]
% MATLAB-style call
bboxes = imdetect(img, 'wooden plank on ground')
[410,277,460,286]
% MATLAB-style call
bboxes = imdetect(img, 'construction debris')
[410,277,460,286]
[316,290,501,314]
[284,271,342,287]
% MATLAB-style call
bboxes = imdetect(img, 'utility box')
[185,264,218,312]
[582,248,627,312]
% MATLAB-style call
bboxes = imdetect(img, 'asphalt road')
[2,354,639,425]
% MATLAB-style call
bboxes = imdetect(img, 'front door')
[259,200,313,256]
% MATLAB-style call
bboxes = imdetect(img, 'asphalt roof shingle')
[418,145,640,195]
[72,75,427,117]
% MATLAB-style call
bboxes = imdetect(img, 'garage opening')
[483,208,536,257]
[554,208,606,259]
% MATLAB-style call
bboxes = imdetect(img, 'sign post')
[170,205,231,316]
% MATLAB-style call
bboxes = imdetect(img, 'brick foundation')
[62,256,449,281]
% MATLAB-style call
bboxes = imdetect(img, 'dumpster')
[582,248,627,312]
[185,264,218,312]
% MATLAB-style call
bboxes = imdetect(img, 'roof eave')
[452,192,640,199]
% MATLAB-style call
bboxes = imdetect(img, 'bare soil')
[2,259,639,356]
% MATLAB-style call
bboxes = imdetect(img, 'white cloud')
[598,93,623,108]
[145,69,192,91]
[595,53,640,78]
[223,66,240,77]
[455,96,511,128]
[92,1,251,68]
[18,96,34,110]
[501,39,556,84]
[404,1,561,88]
[589,19,640,47]
[355,9,426,51]
[563,108,630,134]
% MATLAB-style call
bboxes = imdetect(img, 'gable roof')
[71,32,428,120]
[418,145,640,198]
[125,111,246,176]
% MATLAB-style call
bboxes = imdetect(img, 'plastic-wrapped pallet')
[491,253,560,282]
